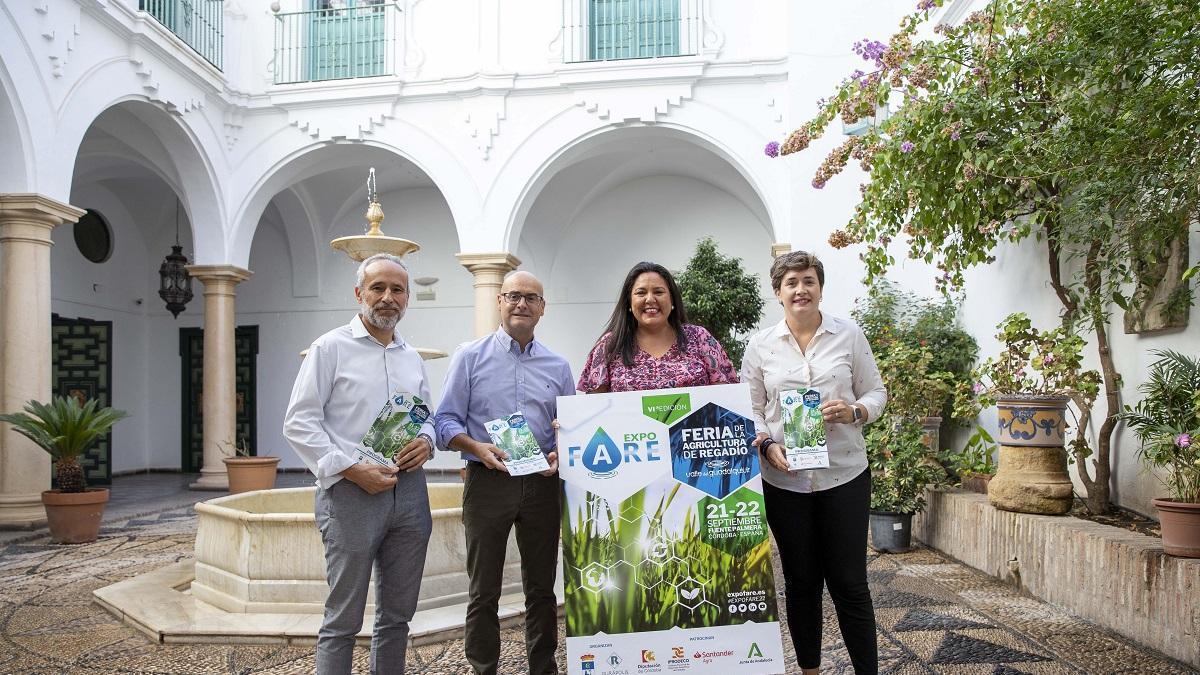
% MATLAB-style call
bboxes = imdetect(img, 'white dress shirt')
[740,314,887,493]
[284,314,437,489]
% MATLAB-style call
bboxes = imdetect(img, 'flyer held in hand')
[357,391,430,466]
[556,383,784,674]
[780,388,829,470]
[485,412,550,476]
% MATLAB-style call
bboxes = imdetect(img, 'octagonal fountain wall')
[191,484,520,613]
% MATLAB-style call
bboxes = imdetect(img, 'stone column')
[0,194,86,528]
[185,265,252,491]
[456,252,520,338]
[771,242,792,258]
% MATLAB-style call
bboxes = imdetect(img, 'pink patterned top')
[577,324,739,393]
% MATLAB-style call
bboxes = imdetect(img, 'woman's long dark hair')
[602,262,689,367]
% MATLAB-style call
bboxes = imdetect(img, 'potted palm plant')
[221,436,280,494]
[1117,350,1200,558]
[0,397,127,543]
[867,419,946,553]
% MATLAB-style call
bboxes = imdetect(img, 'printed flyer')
[780,388,830,470]
[557,383,784,675]
[486,412,550,476]
[357,391,430,466]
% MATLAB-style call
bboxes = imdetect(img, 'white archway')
[55,91,227,263]
[474,99,788,254]
[227,129,481,268]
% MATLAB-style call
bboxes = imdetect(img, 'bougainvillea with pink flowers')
[773,0,1200,514]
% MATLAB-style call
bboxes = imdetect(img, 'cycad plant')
[1117,350,1200,503]
[0,397,128,492]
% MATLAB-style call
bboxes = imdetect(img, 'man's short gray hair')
[355,253,409,289]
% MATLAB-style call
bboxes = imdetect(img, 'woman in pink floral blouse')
[577,261,739,393]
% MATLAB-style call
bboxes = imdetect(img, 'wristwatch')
[851,405,863,423]
[418,433,435,459]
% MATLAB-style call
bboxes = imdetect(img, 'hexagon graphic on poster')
[669,402,758,498]
[698,485,769,558]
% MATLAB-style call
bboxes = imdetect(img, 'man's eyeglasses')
[500,292,545,305]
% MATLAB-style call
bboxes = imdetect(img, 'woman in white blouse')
[740,250,887,675]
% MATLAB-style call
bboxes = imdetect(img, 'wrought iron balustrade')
[272,1,401,85]
[139,0,224,70]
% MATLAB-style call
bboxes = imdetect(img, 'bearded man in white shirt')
[284,253,436,675]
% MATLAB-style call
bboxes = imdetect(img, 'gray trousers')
[462,461,561,675]
[314,470,433,675]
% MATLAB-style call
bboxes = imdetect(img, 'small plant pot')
[869,511,914,553]
[1152,498,1200,558]
[41,488,109,544]
[223,456,281,494]
[961,472,993,494]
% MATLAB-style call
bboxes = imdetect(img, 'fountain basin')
[191,484,520,614]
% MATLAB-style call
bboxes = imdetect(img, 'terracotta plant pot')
[223,456,281,494]
[41,488,109,544]
[961,472,993,494]
[987,394,1073,515]
[1152,498,1200,558]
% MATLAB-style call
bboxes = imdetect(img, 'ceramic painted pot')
[987,394,1073,515]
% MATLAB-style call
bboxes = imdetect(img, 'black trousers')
[462,461,561,675]
[763,468,877,674]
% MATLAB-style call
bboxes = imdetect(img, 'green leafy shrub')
[678,237,765,369]
[867,418,946,514]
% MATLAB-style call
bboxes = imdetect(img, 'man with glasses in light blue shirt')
[284,253,436,675]
[434,270,574,675]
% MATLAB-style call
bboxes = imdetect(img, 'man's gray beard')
[360,301,402,330]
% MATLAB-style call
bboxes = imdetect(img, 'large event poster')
[557,383,784,674]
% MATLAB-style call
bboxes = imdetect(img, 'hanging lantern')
[158,199,193,318]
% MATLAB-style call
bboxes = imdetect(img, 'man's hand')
[394,436,433,472]
[539,451,559,477]
[473,440,510,473]
[341,462,399,494]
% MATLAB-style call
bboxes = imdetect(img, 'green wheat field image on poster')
[556,383,785,674]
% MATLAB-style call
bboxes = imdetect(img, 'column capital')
[186,264,253,286]
[0,194,87,225]
[770,242,792,258]
[455,252,521,273]
[456,252,520,338]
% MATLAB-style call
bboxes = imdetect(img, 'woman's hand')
[753,432,790,472]
[820,399,859,425]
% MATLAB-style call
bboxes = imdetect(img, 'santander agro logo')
[567,426,662,479]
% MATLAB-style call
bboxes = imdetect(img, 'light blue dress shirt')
[283,314,437,488]
[434,328,575,463]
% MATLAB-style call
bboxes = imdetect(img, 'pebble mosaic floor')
[0,505,1195,674]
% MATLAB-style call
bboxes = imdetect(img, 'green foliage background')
[678,237,765,369]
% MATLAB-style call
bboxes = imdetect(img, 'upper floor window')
[564,0,699,63]
[273,0,399,84]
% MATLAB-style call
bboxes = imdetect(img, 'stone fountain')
[93,169,551,645]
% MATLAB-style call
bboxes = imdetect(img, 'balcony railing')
[272,2,402,85]
[562,0,699,63]
[139,0,224,70]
